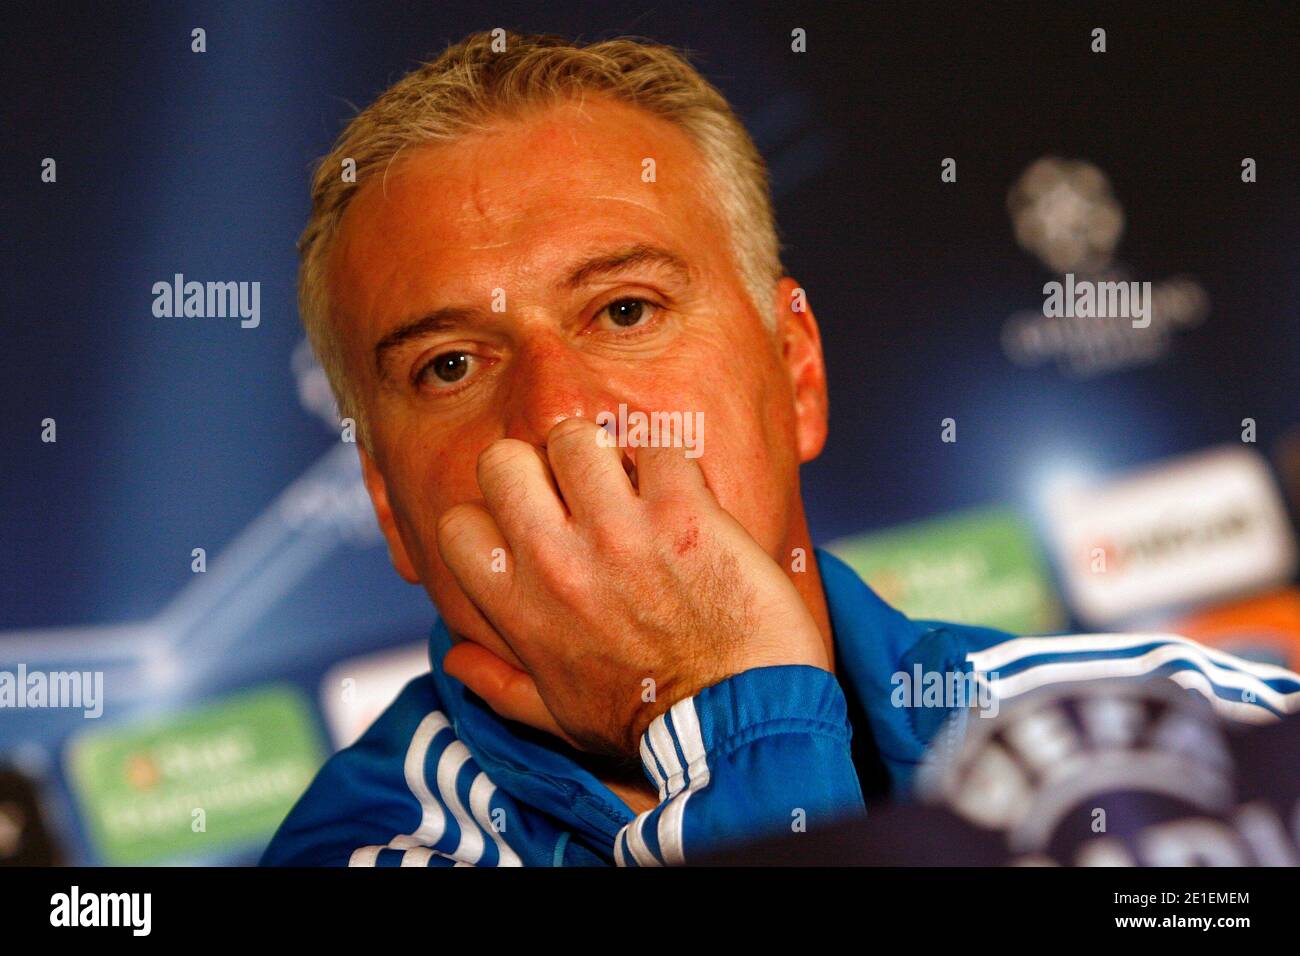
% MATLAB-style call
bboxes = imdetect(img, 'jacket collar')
[815,548,945,791]
[426,620,634,844]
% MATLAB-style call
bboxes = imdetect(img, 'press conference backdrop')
[2,2,1297,865]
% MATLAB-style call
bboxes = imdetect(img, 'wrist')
[636,664,851,797]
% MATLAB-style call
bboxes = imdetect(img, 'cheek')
[633,332,795,551]
[385,431,523,663]
[698,410,792,551]
[383,425,489,568]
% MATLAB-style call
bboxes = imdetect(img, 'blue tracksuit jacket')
[261,549,1300,866]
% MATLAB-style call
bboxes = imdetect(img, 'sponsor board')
[1044,446,1296,627]
[828,506,1063,634]
[65,685,324,864]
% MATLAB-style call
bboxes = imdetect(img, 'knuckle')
[647,489,693,524]
[586,510,633,554]
[548,417,597,447]
[547,418,602,465]
[535,551,587,602]
[478,438,534,478]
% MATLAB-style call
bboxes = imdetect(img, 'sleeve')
[613,665,866,866]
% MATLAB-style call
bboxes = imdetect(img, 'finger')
[634,439,711,502]
[476,438,568,547]
[545,417,635,525]
[436,501,514,610]
[442,642,583,749]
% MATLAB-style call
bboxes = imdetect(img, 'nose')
[500,332,616,446]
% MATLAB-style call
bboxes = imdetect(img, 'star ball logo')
[1001,157,1209,377]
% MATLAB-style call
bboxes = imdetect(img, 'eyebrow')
[373,307,482,378]
[372,244,691,378]
[561,243,691,290]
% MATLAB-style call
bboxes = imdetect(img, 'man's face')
[328,95,827,663]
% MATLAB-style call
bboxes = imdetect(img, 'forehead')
[327,95,724,342]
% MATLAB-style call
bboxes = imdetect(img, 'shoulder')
[908,620,1300,724]
[260,674,447,866]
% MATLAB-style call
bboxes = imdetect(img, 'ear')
[358,443,421,584]
[774,276,829,463]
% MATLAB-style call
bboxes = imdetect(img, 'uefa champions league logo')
[1008,157,1126,276]
[1001,157,1209,378]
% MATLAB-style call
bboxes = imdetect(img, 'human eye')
[413,349,480,390]
[595,297,660,332]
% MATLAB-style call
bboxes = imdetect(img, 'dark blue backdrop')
[2,1,1296,864]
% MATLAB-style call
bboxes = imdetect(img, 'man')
[262,31,1299,866]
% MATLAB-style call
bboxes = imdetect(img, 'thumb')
[442,641,584,750]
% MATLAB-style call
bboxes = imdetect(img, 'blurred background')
[2,1,1296,864]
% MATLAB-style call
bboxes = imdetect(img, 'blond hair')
[299,31,783,441]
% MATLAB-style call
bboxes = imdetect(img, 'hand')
[436,417,829,758]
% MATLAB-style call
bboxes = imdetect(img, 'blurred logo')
[1009,157,1124,274]
[65,685,325,864]
[1045,446,1297,626]
[918,679,1300,865]
[757,677,1300,866]
[1003,157,1208,377]
[828,506,1062,634]
[921,680,1233,855]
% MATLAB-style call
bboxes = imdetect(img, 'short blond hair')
[299,31,783,441]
